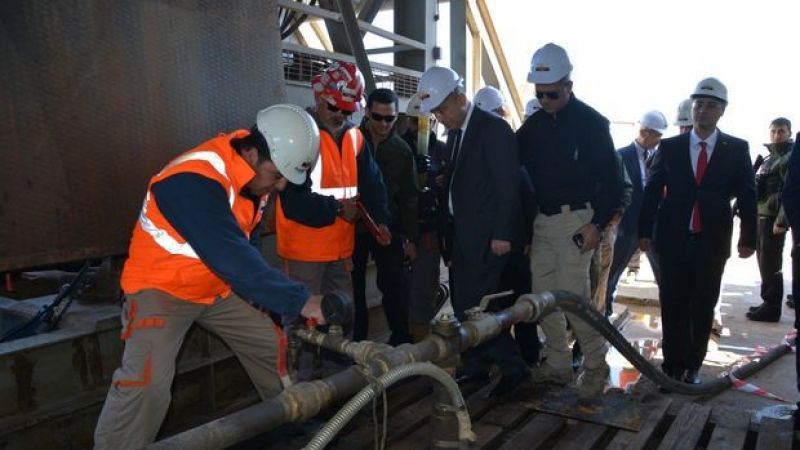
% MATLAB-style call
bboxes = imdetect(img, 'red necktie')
[691,141,709,233]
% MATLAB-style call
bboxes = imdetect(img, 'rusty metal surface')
[0,0,286,271]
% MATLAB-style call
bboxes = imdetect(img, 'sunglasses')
[370,112,397,123]
[535,90,560,100]
[327,103,354,116]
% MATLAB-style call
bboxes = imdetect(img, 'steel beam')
[449,0,467,79]
[335,0,376,93]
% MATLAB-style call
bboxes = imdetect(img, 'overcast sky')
[365,0,799,156]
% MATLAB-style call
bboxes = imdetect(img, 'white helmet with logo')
[690,77,728,103]
[405,93,429,118]
[527,43,573,84]
[417,66,464,113]
[524,98,542,118]
[674,98,693,127]
[639,110,669,135]
[255,104,320,185]
[474,86,506,114]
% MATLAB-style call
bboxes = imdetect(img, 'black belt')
[688,232,703,241]
[539,202,590,216]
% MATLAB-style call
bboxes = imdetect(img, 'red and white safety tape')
[724,328,796,402]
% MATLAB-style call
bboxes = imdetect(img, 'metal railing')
[282,42,420,97]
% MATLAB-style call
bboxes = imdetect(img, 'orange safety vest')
[121,130,267,304]
[276,127,363,261]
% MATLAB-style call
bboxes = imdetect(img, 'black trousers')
[352,232,411,345]
[450,232,526,376]
[498,248,540,366]
[658,236,727,374]
[757,215,786,308]
[792,240,799,395]
[606,230,660,316]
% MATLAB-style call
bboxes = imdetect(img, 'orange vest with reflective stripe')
[275,127,363,261]
[120,130,267,303]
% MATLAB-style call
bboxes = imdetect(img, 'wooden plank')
[388,423,429,450]
[605,398,672,450]
[497,414,565,450]
[706,405,751,450]
[656,403,711,450]
[550,420,608,450]
[754,417,793,450]
[470,422,504,449]
[383,382,497,450]
[479,401,532,428]
[387,422,505,450]
[326,378,433,449]
[329,395,433,450]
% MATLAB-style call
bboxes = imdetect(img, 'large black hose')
[531,290,794,395]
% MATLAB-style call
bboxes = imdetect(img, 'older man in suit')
[639,77,757,385]
[605,111,668,316]
[417,66,528,396]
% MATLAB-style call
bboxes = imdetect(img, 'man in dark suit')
[639,77,757,384]
[605,110,668,316]
[417,66,527,396]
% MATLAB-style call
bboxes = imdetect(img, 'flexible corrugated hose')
[302,362,475,450]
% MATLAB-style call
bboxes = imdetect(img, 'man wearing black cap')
[639,77,757,385]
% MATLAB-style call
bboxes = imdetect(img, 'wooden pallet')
[261,377,797,450]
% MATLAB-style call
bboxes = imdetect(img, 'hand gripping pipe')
[150,291,792,449]
[302,362,475,450]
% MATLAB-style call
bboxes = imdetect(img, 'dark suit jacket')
[448,106,519,263]
[618,143,645,237]
[639,131,757,260]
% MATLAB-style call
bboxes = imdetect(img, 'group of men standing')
[93,38,797,448]
[418,41,783,397]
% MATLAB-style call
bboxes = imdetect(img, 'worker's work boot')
[530,363,573,386]
[577,363,609,401]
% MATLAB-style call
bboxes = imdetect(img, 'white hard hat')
[255,104,320,185]
[405,93,429,118]
[639,110,669,135]
[527,43,573,84]
[474,86,506,113]
[417,66,464,113]
[524,98,541,117]
[690,77,728,103]
[674,98,693,127]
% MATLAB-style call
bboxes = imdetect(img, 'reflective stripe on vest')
[138,151,236,259]
[308,128,361,199]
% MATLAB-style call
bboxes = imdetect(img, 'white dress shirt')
[449,102,475,215]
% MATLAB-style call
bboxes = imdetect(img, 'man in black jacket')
[518,43,624,400]
[639,77,757,384]
[352,88,418,344]
[417,66,527,396]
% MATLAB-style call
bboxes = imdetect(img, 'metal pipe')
[302,362,474,450]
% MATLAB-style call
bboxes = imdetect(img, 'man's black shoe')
[749,303,766,313]
[683,370,702,385]
[454,371,490,385]
[490,369,529,397]
[787,295,795,309]
[746,306,781,322]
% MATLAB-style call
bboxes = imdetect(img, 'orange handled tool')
[356,200,391,246]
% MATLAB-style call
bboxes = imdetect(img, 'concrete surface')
[615,224,797,419]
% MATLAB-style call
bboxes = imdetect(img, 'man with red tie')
[639,77,757,385]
